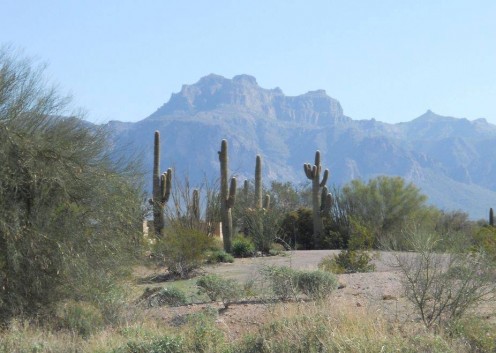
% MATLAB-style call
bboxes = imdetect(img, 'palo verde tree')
[342,176,428,246]
[0,48,144,322]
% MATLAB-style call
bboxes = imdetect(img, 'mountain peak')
[148,74,346,125]
[232,74,258,85]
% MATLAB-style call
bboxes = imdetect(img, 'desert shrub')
[154,226,213,278]
[472,226,496,261]
[244,208,284,253]
[319,250,376,274]
[394,230,496,329]
[449,317,496,352]
[0,48,144,323]
[206,249,235,264]
[232,235,255,258]
[196,274,242,308]
[261,266,337,301]
[113,336,184,353]
[260,266,299,301]
[296,270,338,300]
[185,309,228,352]
[55,301,104,338]
[146,287,188,307]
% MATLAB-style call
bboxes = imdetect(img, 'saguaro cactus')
[304,150,329,248]
[263,194,271,210]
[151,131,172,237]
[218,140,237,253]
[320,186,333,215]
[255,155,263,209]
[490,208,494,227]
[192,189,200,222]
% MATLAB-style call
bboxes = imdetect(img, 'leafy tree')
[0,48,144,322]
[280,208,314,249]
[266,181,310,213]
[342,176,428,244]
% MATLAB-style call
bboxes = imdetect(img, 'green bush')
[196,274,242,308]
[297,271,338,300]
[232,235,255,258]
[449,317,496,352]
[56,301,105,338]
[319,250,376,274]
[154,226,214,278]
[261,266,338,301]
[186,309,228,352]
[0,49,145,323]
[206,249,234,264]
[261,266,299,301]
[146,287,188,307]
[113,336,184,353]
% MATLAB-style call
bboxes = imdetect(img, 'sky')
[1,0,495,124]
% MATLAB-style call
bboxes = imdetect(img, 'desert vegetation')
[1,48,496,352]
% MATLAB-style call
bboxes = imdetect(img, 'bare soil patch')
[137,250,495,341]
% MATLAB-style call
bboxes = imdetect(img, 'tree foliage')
[341,176,428,243]
[0,48,144,322]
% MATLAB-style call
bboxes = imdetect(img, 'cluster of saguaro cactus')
[218,140,237,253]
[490,208,494,227]
[304,150,329,248]
[151,131,172,237]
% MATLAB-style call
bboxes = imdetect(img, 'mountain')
[104,74,496,220]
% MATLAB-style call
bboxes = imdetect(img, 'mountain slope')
[105,74,496,219]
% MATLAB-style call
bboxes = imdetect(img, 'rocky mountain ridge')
[105,74,496,219]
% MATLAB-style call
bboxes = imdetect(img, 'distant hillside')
[104,74,496,219]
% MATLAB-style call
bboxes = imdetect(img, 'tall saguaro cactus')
[490,208,494,227]
[192,189,200,222]
[255,155,263,209]
[151,131,172,237]
[304,150,329,248]
[218,140,237,253]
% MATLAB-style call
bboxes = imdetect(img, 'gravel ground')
[142,250,426,340]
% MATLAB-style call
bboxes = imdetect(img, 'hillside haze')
[105,74,496,219]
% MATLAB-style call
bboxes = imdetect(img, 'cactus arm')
[227,177,237,208]
[320,169,329,187]
[304,164,314,179]
[263,194,271,210]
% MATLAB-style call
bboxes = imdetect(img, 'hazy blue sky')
[1,1,495,124]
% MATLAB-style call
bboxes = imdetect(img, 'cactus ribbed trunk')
[219,140,236,253]
[255,155,263,209]
[490,208,494,227]
[304,151,329,249]
[151,131,171,237]
[192,189,200,223]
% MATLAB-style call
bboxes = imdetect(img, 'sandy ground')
[139,250,426,340]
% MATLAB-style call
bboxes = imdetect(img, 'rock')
[382,294,397,300]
